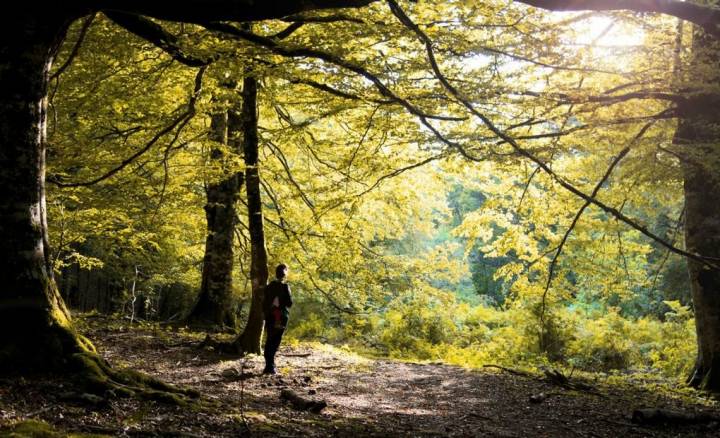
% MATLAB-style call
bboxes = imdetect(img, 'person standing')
[263,263,292,374]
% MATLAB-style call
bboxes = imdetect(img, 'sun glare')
[571,14,645,47]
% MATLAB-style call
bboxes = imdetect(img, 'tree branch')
[286,77,465,121]
[357,153,446,197]
[92,1,377,25]
[271,13,364,39]
[264,140,318,216]
[104,11,214,66]
[51,13,96,80]
[202,22,467,127]
[515,0,720,39]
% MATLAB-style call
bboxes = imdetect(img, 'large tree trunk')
[233,76,269,354]
[677,28,720,391]
[186,109,243,329]
[684,151,720,390]
[0,10,90,371]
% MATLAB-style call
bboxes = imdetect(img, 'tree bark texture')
[676,29,720,391]
[186,109,243,329]
[0,9,88,370]
[234,76,269,354]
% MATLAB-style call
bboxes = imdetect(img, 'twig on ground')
[482,364,534,377]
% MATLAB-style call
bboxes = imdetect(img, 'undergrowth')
[287,290,696,383]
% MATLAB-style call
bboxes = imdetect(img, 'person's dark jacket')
[263,279,292,326]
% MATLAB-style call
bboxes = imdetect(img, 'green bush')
[378,289,458,359]
[566,308,633,371]
[287,290,696,381]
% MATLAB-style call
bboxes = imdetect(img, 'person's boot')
[263,358,276,375]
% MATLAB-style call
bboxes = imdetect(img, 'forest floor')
[2,315,720,437]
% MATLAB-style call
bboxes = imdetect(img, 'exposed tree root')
[687,361,720,392]
[70,351,200,405]
[199,332,262,357]
[1,419,65,438]
[1,313,199,406]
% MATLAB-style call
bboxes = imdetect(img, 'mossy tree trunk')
[186,108,244,329]
[676,27,720,391]
[0,8,90,371]
[233,76,269,354]
[0,13,197,402]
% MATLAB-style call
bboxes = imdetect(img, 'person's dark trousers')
[263,320,285,372]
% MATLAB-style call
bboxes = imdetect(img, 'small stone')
[221,368,239,378]
[529,393,546,403]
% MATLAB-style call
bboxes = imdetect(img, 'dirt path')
[1,320,719,437]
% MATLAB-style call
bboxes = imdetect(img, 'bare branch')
[271,13,364,39]
[51,13,96,80]
[649,206,686,293]
[264,140,318,215]
[271,22,305,40]
[280,13,365,24]
[357,153,446,197]
[286,77,466,121]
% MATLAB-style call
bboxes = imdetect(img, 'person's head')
[275,263,288,280]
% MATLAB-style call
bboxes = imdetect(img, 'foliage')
[290,294,695,380]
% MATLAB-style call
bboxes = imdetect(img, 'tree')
[10,0,720,393]
[186,99,244,329]
[45,3,457,342]
[232,76,270,354]
[47,15,211,322]
[674,27,720,390]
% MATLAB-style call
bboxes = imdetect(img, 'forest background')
[46,0,702,385]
